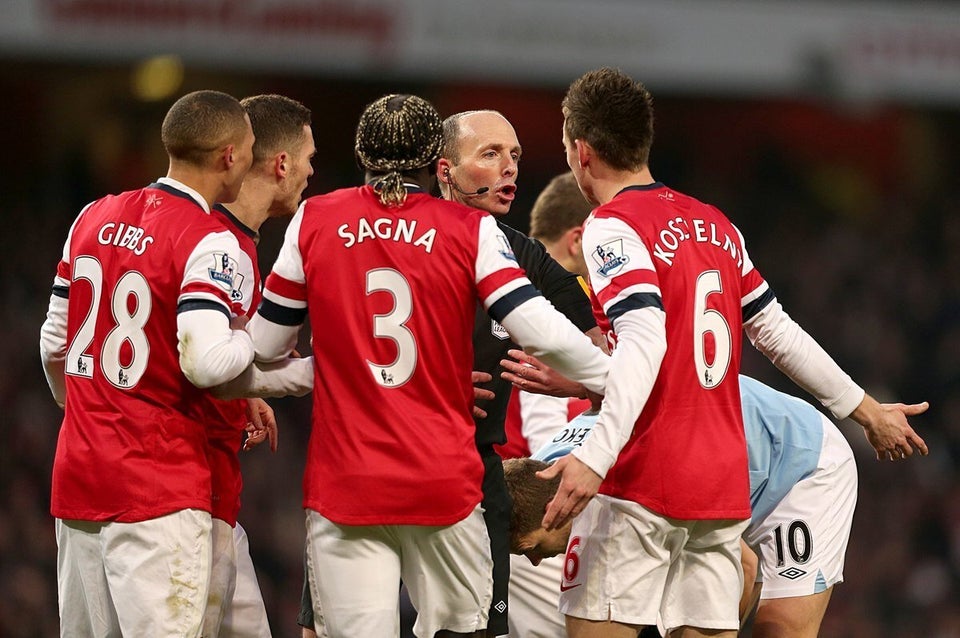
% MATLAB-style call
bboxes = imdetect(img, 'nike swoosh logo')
[559,583,582,592]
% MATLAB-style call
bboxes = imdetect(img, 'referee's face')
[446,111,521,218]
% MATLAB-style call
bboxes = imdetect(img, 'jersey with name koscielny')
[49,182,245,523]
[586,183,773,519]
[189,204,262,526]
[259,185,537,526]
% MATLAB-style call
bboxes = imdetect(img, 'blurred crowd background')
[2,1,960,636]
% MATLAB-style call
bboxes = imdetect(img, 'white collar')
[157,176,210,214]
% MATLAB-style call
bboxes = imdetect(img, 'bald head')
[441,110,517,164]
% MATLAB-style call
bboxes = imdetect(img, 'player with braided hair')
[355,94,444,207]
[245,93,610,638]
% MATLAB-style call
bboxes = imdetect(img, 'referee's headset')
[444,169,489,197]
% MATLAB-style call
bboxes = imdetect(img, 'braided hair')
[355,94,443,207]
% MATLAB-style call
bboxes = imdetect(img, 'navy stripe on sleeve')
[607,292,664,325]
[52,285,69,299]
[742,287,776,323]
[487,284,541,324]
[177,299,231,319]
[257,298,308,327]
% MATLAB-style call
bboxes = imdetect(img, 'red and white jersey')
[580,183,773,520]
[256,185,536,526]
[190,205,262,526]
[49,179,246,523]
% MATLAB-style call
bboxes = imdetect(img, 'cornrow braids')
[355,94,443,207]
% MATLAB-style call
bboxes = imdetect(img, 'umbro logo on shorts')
[778,567,807,580]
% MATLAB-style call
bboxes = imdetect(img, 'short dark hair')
[562,67,654,172]
[529,172,593,242]
[240,94,312,164]
[503,457,560,545]
[355,94,443,206]
[161,90,248,167]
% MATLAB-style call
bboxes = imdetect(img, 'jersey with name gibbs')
[586,183,772,520]
[50,181,244,523]
[261,185,533,526]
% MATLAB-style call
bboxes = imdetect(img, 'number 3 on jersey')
[366,268,417,387]
[65,256,152,389]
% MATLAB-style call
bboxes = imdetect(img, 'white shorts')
[204,520,271,637]
[305,506,493,638]
[559,495,748,633]
[507,554,566,638]
[743,418,857,599]
[57,508,212,638]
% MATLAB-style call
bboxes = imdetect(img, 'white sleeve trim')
[177,308,255,388]
[744,300,864,419]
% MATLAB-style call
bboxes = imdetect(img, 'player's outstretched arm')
[212,357,314,400]
[848,395,929,461]
[500,348,589,399]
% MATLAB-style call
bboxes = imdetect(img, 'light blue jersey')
[532,375,824,523]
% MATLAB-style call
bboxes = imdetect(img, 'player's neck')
[224,178,273,232]
[592,165,654,205]
[165,165,225,210]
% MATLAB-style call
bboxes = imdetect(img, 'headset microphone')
[455,185,490,196]
[445,170,490,197]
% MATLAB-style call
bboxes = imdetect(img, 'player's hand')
[472,371,495,419]
[230,315,250,330]
[850,395,929,461]
[243,398,278,452]
[500,349,589,399]
[537,454,602,531]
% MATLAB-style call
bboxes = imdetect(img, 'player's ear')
[222,143,236,168]
[566,226,583,256]
[436,158,452,183]
[276,151,289,177]
[574,139,592,169]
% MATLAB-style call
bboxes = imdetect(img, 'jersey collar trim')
[213,204,260,244]
[155,177,210,213]
[615,182,664,198]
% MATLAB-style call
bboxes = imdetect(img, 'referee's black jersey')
[472,221,596,449]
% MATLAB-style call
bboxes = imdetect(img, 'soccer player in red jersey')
[39,90,257,636]
[198,93,316,638]
[539,68,929,638]
[245,93,609,638]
